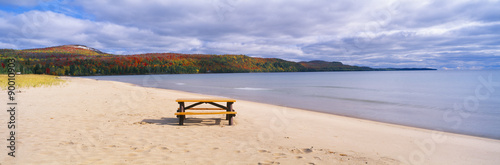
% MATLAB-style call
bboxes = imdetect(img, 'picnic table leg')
[227,102,235,125]
[228,115,234,125]
[179,102,185,125]
[226,102,233,120]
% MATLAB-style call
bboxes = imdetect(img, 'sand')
[1,77,500,165]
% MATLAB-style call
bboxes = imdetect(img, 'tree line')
[1,49,308,76]
[1,46,433,76]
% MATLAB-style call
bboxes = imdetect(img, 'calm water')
[86,70,500,139]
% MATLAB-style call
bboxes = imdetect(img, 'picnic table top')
[176,98,236,102]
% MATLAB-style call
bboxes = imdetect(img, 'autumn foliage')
[0,45,307,76]
[0,45,392,76]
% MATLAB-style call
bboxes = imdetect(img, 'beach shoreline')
[1,76,499,164]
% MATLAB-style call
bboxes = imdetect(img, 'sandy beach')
[1,77,500,165]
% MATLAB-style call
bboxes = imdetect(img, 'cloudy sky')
[1,0,499,69]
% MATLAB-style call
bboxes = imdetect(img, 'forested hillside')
[0,45,434,76]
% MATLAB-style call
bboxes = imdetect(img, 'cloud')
[0,10,201,54]
[0,0,499,69]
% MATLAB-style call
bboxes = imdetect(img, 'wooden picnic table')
[174,98,237,125]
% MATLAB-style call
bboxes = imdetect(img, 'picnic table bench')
[174,98,237,125]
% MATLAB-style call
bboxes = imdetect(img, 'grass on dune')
[0,74,66,90]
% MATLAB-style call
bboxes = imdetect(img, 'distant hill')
[299,60,436,71]
[299,60,373,71]
[0,45,435,76]
[16,45,108,57]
